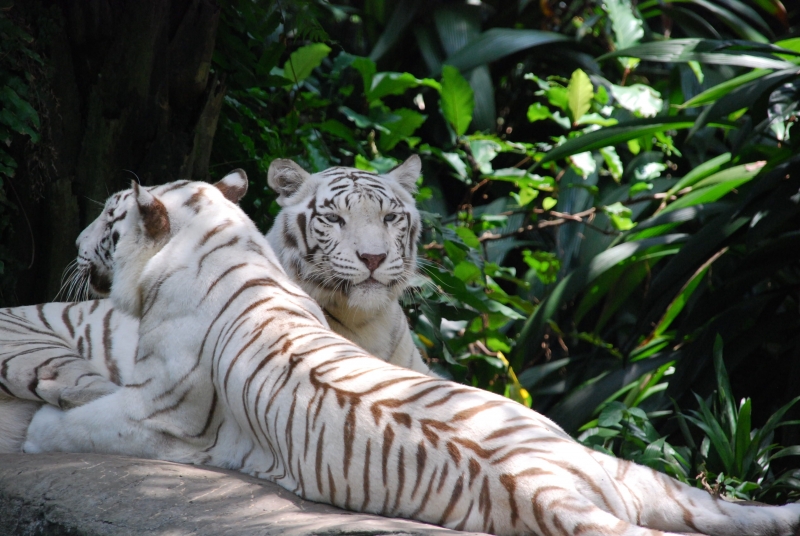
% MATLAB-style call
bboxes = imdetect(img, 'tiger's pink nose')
[358,252,386,272]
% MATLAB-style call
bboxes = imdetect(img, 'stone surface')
[0,453,489,536]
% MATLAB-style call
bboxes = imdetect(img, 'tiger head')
[74,171,248,307]
[266,156,422,314]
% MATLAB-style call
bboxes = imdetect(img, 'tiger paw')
[22,404,66,453]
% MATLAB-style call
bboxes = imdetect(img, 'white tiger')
[19,169,800,536]
[266,158,427,373]
[0,160,432,449]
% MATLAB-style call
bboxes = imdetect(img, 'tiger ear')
[132,181,170,241]
[385,155,421,195]
[214,169,248,204]
[268,159,310,205]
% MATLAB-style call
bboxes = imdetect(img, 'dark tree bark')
[2,0,223,306]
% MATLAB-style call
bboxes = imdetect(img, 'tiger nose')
[358,252,386,272]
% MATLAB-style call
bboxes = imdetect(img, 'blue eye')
[384,213,398,223]
[324,214,343,224]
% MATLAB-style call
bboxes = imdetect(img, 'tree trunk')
[2,0,223,306]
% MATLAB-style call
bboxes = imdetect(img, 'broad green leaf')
[454,261,482,284]
[351,56,377,94]
[604,0,643,51]
[368,72,441,104]
[440,65,474,136]
[517,357,572,389]
[377,108,427,152]
[438,28,568,75]
[567,69,593,124]
[454,226,481,248]
[283,43,331,84]
[527,102,552,123]
[338,106,391,133]
[598,402,627,427]
[599,147,623,181]
[469,66,497,132]
[610,84,663,118]
[775,38,800,55]
[515,186,539,206]
[570,152,596,177]
[315,119,358,147]
[469,139,501,173]
[544,85,568,112]
[576,113,618,127]
[0,86,40,141]
[604,202,635,231]
[634,162,666,182]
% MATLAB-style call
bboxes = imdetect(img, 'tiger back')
[21,173,800,536]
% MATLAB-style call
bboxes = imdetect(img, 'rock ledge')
[0,453,487,536]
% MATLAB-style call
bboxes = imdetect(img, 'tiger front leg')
[22,389,200,463]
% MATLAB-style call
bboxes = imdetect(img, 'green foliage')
[439,66,474,136]
[580,338,800,502]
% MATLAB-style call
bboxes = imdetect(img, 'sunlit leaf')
[610,84,663,118]
[440,65,474,136]
[604,202,636,231]
[604,0,643,51]
[454,226,481,248]
[377,108,427,152]
[527,102,552,123]
[368,72,441,104]
[454,261,482,284]
[600,146,623,181]
[567,69,594,124]
[283,43,331,84]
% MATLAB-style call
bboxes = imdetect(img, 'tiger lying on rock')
[18,168,800,536]
[0,158,433,450]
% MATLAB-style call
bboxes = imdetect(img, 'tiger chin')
[16,172,800,536]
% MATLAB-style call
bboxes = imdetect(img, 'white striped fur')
[20,174,800,536]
